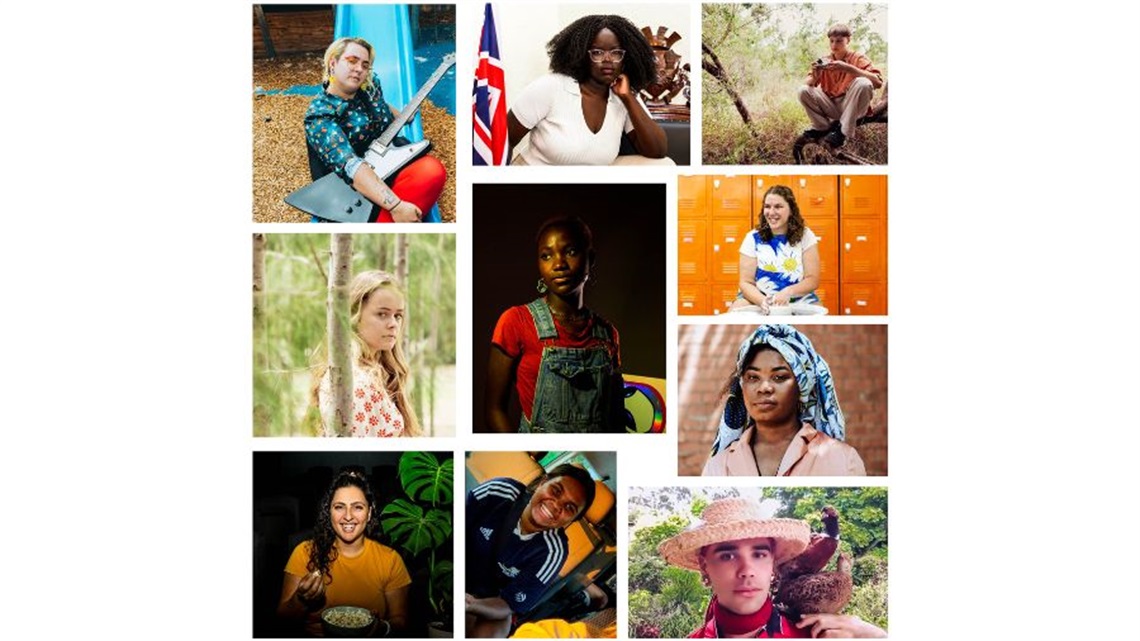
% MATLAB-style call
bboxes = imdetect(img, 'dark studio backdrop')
[252,451,455,638]
[472,183,667,431]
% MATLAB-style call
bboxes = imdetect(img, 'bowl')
[321,605,374,638]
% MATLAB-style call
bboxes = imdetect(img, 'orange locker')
[712,284,741,315]
[710,219,750,284]
[841,217,886,283]
[677,219,708,283]
[802,215,838,285]
[677,284,707,317]
[840,175,886,218]
[790,175,838,219]
[840,283,887,316]
[815,280,839,316]
[678,175,709,219]
[710,176,752,219]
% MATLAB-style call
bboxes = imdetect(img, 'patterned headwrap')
[710,325,845,455]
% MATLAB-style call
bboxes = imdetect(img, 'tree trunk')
[326,234,354,437]
[252,233,266,327]
[396,233,410,357]
[702,42,752,124]
[377,234,390,272]
[427,235,442,434]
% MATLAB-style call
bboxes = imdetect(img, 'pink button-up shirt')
[701,423,866,476]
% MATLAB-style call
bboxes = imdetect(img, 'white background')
[2,1,1138,640]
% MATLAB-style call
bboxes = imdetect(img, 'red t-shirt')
[491,304,620,422]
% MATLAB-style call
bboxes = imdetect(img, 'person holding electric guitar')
[304,37,447,223]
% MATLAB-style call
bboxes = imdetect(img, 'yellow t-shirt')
[285,538,412,635]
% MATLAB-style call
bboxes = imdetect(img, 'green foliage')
[380,497,452,556]
[628,486,888,635]
[689,495,708,518]
[702,3,888,164]
[381,451,454,619]
[397,451,454,506]
[252,233,457,435]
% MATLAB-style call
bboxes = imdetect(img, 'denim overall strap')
[526,298,559,340]
[520,299,614,433]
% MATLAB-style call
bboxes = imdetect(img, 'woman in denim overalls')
[486,217,625,432]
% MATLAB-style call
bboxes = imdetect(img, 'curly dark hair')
[306,468,380,585]
[535,215,594,253]
[546,15,658,91]
[524,463,598,523]
[756,185,806,245]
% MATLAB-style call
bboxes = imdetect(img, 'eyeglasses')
[588,48,626,63]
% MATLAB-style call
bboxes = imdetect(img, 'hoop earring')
[536,278,548,294]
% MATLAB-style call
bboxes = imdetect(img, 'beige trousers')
[798,77,875,136]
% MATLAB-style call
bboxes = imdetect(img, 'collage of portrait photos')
[244,2,1134,641]
[250,3,888,638]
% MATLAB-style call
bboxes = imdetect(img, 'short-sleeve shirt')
[739,228,819,297]
[304,77,396,181]
[284,538,411,636]
[466,477,569,613]
[817,51,882,98]
[491,305,621,422]
[318,362,405,437]
[511,73,650,165]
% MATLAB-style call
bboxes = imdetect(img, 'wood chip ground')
[253,54,456,223]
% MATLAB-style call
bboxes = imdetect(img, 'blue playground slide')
[328,4,446,223]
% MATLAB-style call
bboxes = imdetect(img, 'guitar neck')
[377,55,456,147]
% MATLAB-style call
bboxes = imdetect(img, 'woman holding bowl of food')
[728,185,821,314]
[277,468,410,636]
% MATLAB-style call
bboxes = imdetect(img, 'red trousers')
[374,155,447,223]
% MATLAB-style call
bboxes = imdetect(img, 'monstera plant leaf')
[398,451,454,506]
[380,498,452,556]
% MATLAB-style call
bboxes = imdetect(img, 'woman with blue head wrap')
[702,325,866,476]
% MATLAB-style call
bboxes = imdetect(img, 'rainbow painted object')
[622,375,666,434]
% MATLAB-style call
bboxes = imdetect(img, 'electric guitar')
[285,53,456,223]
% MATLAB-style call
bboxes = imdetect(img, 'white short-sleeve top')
[511,73,650,165]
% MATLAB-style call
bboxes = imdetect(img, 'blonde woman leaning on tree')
[311,270,419,437]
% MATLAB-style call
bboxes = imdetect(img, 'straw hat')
[658,498,810,570]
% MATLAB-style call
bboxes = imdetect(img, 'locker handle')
[725,237,736,243]
[682,237,693,243]
[682,302,693,308]
[856,235,868,242]
[856,300,868,306]
[845,242,851,251]
[713,244,720,252]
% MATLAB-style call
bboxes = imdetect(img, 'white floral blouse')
[319,362,405,437]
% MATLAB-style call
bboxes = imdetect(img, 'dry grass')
[252,55,456,223]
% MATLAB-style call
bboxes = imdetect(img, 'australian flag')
[473,3,508,165]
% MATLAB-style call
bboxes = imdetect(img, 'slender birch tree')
[252,233,266,326]
[326,234,354,436]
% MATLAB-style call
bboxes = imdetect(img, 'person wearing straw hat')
[659,497,886,638]
[702,325,866,476]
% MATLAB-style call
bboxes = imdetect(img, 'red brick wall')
[677,324,887,476]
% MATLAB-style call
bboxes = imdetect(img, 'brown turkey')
[775,552,853,619]
[774,506,853,619]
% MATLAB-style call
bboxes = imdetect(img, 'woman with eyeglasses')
[506,15,670,165]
